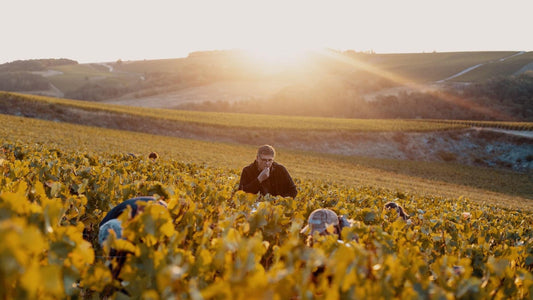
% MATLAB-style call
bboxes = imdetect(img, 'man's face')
[257,154,274,170]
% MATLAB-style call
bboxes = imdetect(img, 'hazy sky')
[2,0,532,64]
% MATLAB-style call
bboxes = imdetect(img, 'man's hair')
[257,145,275,157]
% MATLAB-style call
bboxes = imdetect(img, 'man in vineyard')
[238,144,297,198]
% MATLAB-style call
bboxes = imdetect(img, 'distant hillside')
[0,58,77,72]
[342,51,525,82]
[1,91,532,174]
[1,50,532,121]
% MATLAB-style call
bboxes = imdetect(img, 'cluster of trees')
[458,72,533,119]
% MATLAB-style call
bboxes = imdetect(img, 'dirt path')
[436,64,484,83]
[437,51,526,83]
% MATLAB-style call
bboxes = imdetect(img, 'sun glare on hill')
[243,46,316,68]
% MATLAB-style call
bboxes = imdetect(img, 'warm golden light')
[243,46,315,67]
[320,50,510,120]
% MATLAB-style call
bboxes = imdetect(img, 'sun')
[243,45,317,67]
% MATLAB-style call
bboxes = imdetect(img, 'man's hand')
[257,167,270,182]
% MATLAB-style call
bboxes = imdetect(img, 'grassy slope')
[5,51,532,102]
[99,51,527,84]
[452,51,533,82]
[47,64,140,93]
[113,57,188,73]
[347,51,518,82]
[1,113,531,211]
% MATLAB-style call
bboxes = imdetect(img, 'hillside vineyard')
[1,142,532,299]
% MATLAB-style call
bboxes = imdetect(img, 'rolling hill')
[1,50,532,122]
[2,51,533,300]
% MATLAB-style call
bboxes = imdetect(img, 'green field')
[112,57,188,74]
[33,50,532,97]
[46,64,140,93]
[113,51,523,83]
[452,52,533,82]
[357,51,519,82]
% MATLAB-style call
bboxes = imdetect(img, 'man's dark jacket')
[238,161,297,198]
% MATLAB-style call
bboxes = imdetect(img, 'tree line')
[0,58,77,72]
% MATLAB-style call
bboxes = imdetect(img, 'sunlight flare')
[320,49,511,120]
[243,46,315,67]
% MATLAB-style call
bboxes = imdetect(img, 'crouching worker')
[384,201,411,224]
[300,208,356,287]
[300,208,352,246]
[98,196,168,284]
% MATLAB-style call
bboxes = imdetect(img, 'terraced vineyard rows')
[1,92,469,131]
[1,141,532,299]
[428,119,533,131]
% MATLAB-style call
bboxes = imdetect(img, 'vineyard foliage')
[426,119,533,131]
[1,142,532,299]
